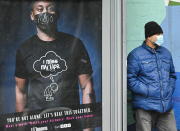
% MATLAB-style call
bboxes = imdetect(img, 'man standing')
[15,0,95,130]
[127,21,177,131]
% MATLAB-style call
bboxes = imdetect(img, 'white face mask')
[155,35,164,46]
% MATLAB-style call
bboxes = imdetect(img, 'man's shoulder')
[56,32,84,48]
[56,32,82,43]
[160,46,171,54]
[128,44,144,57]
[158,46,173,60]
[18,35,37,51]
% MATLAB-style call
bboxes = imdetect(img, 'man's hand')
[83,128,94,131]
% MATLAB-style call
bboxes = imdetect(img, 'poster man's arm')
[79,74,96,104]
[79,74,95,131]
[15,77,27,112]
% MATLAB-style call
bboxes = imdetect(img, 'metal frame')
[102,0,126,131]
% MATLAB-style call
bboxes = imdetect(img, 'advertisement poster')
[127,0,180,130]
[0,0,102,131]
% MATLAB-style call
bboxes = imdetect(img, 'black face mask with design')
[34,12,58,36]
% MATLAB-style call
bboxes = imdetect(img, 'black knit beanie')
[145,21,163,39]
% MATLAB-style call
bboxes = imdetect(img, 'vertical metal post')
[103,0,126,130]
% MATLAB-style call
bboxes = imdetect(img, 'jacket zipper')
[153,49,165,112]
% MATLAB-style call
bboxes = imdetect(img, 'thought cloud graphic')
[33,51,68,78]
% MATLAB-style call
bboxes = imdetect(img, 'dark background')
[0,0,102,126]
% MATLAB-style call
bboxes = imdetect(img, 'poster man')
[15,0,95,130]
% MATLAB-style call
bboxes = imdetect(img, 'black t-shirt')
[15,32,93,111]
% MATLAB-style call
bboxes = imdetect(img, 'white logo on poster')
[33,51,68,101]
[31,126,48,131]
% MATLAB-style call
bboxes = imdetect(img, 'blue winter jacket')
[127,42,176,113]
